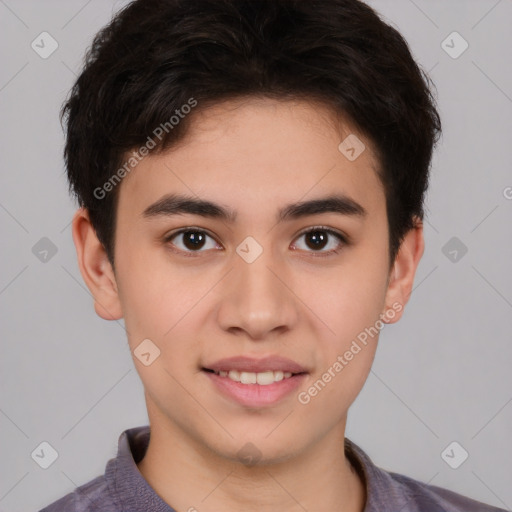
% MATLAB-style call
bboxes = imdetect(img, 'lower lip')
[203,370,307,408]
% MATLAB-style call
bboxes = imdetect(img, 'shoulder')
[38,474,120,512]
[387,470,508,512]
[345,438,506,512]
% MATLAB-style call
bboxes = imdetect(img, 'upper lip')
[203,355,308,374]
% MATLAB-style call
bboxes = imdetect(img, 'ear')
[71,207,123,320]
[381,217,424,324]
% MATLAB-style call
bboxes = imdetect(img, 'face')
[75,97,422,466]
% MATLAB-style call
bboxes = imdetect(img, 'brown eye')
[180,231,207,250]
[165,229,220,254]
[304,230,329,250]
[292,227,347,255]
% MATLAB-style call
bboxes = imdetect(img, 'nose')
[216,244,299,340]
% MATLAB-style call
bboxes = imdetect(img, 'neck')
[137,414,366,512]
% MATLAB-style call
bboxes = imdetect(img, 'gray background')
[1,0,511,510]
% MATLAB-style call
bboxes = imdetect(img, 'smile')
[207,369,295,385]
[202,368,307,407]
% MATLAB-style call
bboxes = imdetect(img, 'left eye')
[291,227,347,255]
[164,227,347,256]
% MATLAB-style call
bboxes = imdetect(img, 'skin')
[72,97,424,512]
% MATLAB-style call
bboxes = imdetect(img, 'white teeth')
[274,371,284,382]
[214,369,296,385]
[256,371,274,385]
[228,370,240,381]
[240,371,257,384]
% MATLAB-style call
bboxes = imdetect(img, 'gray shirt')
[39,425,507,512]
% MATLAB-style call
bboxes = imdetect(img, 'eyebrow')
[142,193,367,223]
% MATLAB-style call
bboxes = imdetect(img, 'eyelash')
[163,226,349,258]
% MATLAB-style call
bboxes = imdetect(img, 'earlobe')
[71,207,123,321]
[382,217,425,324]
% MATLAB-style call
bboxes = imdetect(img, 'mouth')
[202,367,306,386]
[201,355,309,407]
[201,357,309,407]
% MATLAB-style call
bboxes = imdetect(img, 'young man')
[40,0,506,511]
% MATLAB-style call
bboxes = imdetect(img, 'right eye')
[164,228,222,256]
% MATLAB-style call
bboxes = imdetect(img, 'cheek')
[302,245,389,394]
[310,260,389,343]
[297,273,385,414]
[116,252,219,362]
[114,243,179,344]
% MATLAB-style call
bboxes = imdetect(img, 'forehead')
[117,97,385,220]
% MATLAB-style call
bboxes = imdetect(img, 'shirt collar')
[106,426,174,511]
[344,437,411,511]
